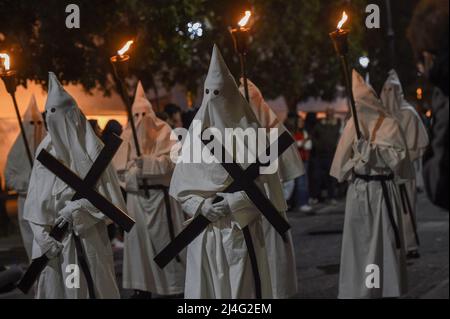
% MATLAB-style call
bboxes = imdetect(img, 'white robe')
[4,95,46,260]
[331,71,413,299]
[115,82,185,295]
[242,79,303,298]
[381,70,429,252]
[179,192,272,299]
[25,138,122,299]
[23,73,124,299]
[122,188,185,295]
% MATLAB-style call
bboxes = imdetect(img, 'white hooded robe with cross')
[23,72,125,299]
[170,45,299,299]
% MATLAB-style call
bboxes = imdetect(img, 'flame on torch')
[117,40,134,56]
[238,11,252,28]
[0,53,10,71]
[337,11,348,30]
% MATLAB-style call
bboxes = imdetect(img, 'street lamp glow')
[187,21,203,39]
[359,56,370,69]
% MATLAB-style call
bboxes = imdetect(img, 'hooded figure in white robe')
[381,70,429,255]
[4,95,46,260]
[331,71,414,299]
[114,81,185,296]
[170,45,298,299]
[239,79,303,298]
[23,72,124,299]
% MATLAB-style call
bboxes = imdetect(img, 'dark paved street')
[289,193,449,299]
[0,193,448,299]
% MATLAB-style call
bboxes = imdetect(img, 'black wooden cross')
[154,130,294,269]
[17,133,134,293]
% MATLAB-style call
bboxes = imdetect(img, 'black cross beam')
[17,133,135,293]
[154,131,294,269]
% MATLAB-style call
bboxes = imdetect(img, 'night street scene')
[0,0,448,310]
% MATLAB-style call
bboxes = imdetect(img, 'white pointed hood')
[381,70,430,160]
[240,79,304,182]
[200,44,260,130]
[23,72,127,227]
[4,94,46,193]
[130,81,155,126]
[352,70,385,114]
[114,81,176,171]
[380,70,405,115]
[44,72,102,177]
[23,94,43,123]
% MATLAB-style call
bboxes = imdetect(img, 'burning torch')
[0,53,34,166]
[329,12,362,140]
[110,40,141,157]
[230,10,252,102]
[110,41,149,196]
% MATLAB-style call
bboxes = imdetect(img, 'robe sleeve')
[179,194,205,218]
[371,116,413,181]
[70,199,106,235]
[374,142,408,176]
[400,110,430,161]
[123,154,174,191]
[141,154,175,180]
[28,222,58,259]
[227,191,260,229]
[72,163,127,233]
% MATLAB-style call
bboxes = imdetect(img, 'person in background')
[182,106,199,129]
[304,112,318,134]
[115,82,186,299]
[291,114,313,213]
[304,112,318,204]
[310,108,341,205]
[282,116,297,205]
[164,103,183,129]
[407,0,449,210]
[88,119,102,137]
[102,120,123,142]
